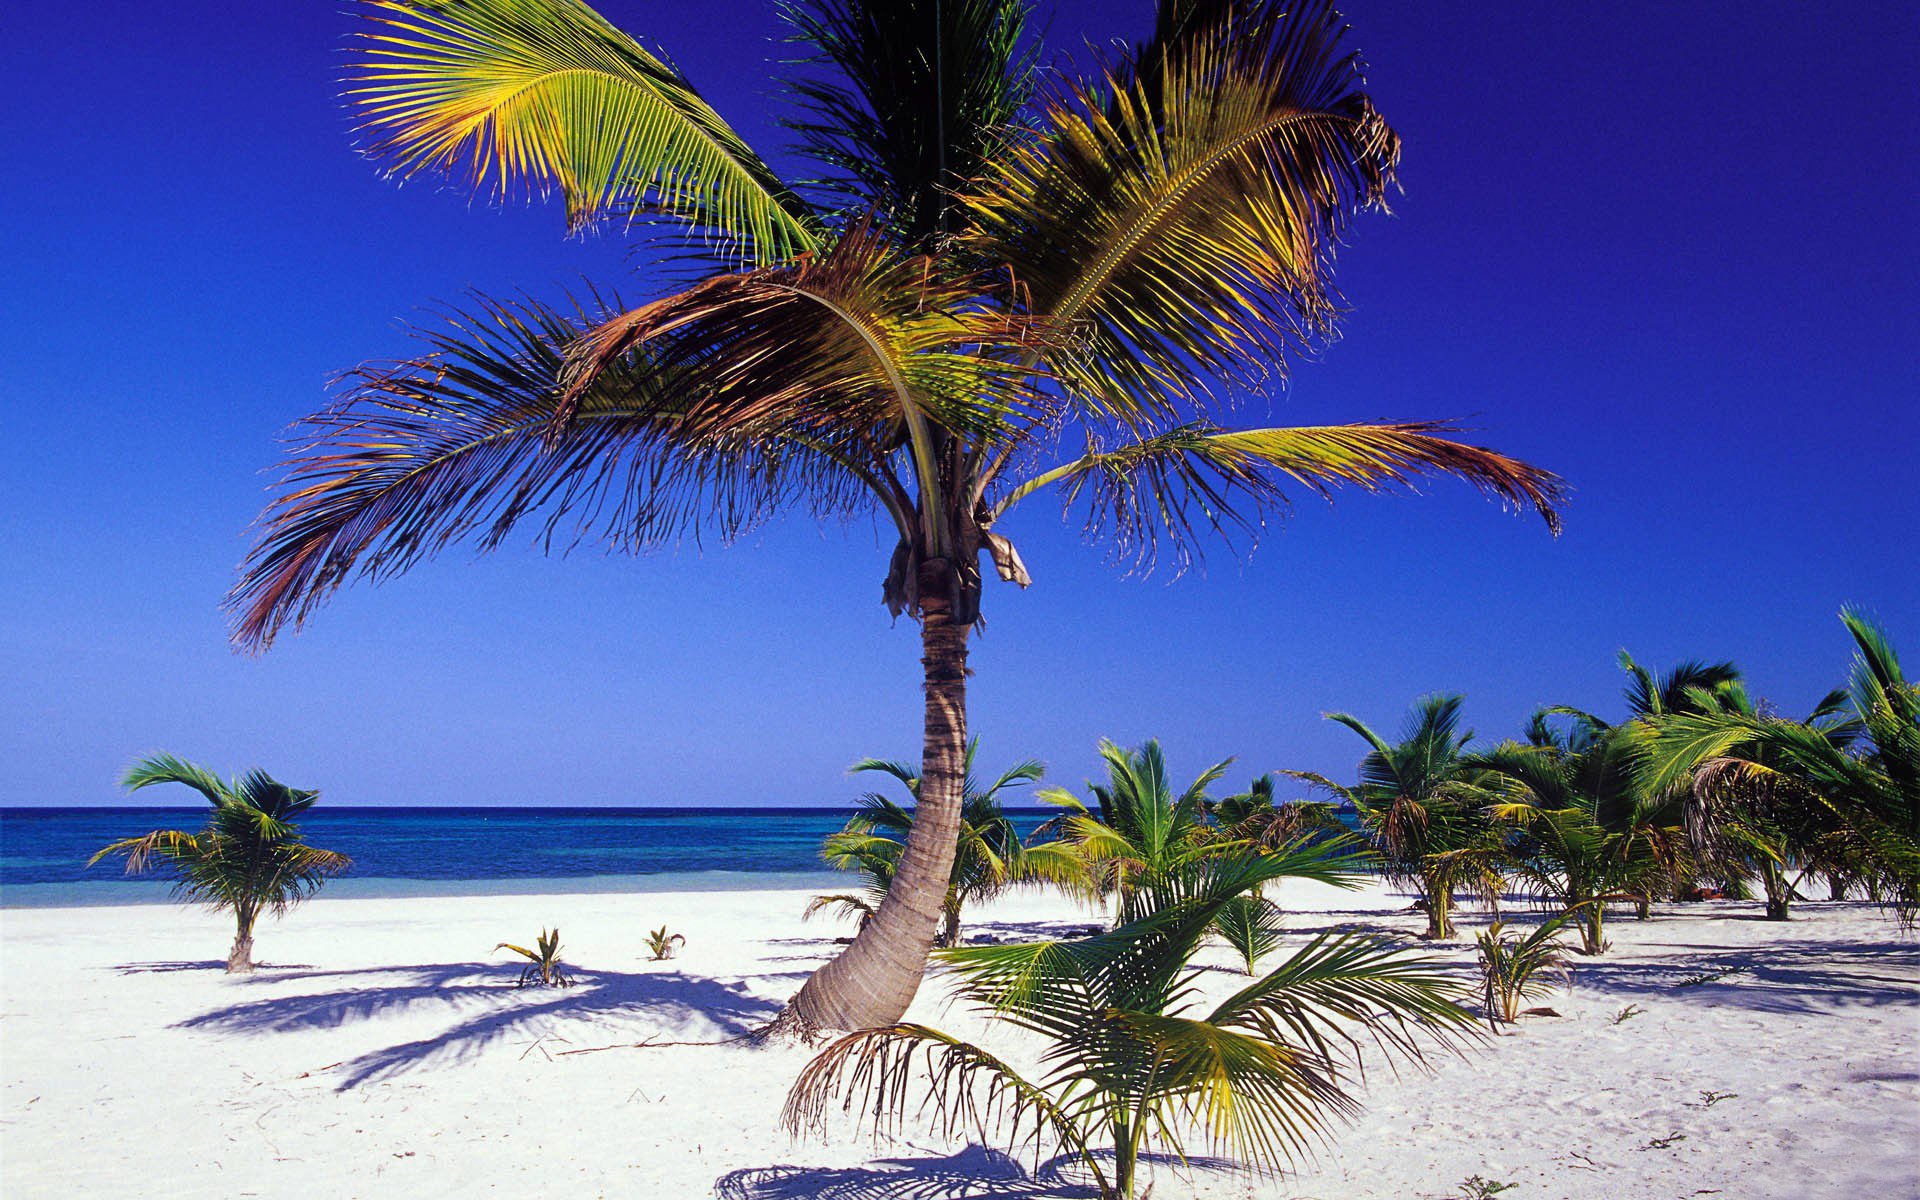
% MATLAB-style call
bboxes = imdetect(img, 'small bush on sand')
[497,928,573,988]
[646,926,686,961]
[1476,914,1573,1027]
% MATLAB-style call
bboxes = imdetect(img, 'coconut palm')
[807,740,1073,946]
[1516,709,1685,919]
[87,754,351,972]
[1211,773,1349,852]
[224,0,1563,1030]
[1304,695,1501,939]
[784,845,1474,1200]
[1473,722,1665,954]
[1636,610,1912,921]
[1034,739,1238,921]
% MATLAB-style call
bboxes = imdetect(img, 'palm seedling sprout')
[497,928,574,987]
[646,926,687,961]
[1476,914,1574,1029]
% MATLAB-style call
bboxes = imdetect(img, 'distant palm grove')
[814,608,1919,947]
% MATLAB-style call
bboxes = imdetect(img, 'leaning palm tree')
[785,846,1474,1200]
[1304,695,1502,939]
[225,0,1563,1030]
[808,740,1075,946]
[88,754,352,972]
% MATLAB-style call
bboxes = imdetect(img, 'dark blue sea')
[0,806,1061,907]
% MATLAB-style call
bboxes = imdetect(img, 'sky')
[2,1,1915,808]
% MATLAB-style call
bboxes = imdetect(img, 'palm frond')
[995,420,1561,571]
[781,0,1033,246]
[119,754,231,806]
[226,289,907,651]
[783,1023,1099,1180]
[349,0,817,255]
[962,0,1398,426]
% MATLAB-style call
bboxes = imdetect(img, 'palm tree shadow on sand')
[166,960,785,1090]
[716,1144,1238,1200]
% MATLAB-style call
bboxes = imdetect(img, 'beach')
[2,880,1913,1199]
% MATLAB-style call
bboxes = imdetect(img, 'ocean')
[0,806,1061,907]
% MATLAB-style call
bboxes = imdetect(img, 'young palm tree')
[1034,739,1237,921]
[224,0,1563,1030]
[784,846,1474,1200]
[88,754,352,972]
[1304,695,1501,939]
[1210,773,1349,851]
[1473,724,1664,954]
[1636,610,1912,921]
[807,740,1073,946]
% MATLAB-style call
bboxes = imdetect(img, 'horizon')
[4,0,1914,809]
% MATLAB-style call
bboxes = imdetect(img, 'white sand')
[2,881,1915,1199]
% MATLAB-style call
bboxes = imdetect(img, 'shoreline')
[0,869,851,910]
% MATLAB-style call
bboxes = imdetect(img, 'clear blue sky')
[3,1,1914,807]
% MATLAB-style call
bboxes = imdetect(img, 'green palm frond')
[1212,893,1285,974]
[120,754,231,806]
[994,421,1562,570]
[962,0,1397,425]
[350,0,817,254]
[226,288,916,650]
[782,0,1033,247]
[89,756,351,927]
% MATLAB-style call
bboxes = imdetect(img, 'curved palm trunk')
[786,575,969,1032]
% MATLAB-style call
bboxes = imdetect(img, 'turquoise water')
[0,806,1056,907]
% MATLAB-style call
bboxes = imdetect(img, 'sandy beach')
[2,880,1914,1199]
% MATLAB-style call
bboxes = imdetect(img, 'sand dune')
[2,881,1914,1198]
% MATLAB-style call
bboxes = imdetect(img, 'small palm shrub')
[497,928,573,988]
[1212,894,1286,974]
[1476,915,1572,1027]
[646,926,686,961]
[786,848,1475,1200]
[88,754,351,972]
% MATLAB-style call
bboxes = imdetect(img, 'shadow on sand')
[167,960,784,1090]
[716,1144,1237,1200]
[1566,935,1920,1016]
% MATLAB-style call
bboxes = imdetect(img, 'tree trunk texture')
[783,569,970,1033]
[227,916,255,974]
[1762,863,1791,921]
[1424,881,1453,940]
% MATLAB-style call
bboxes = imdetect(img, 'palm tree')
[1305,695,1501,939]
[1211,772,1348,851]
[1636,611,1912,921]
[784,846,1474,1200]
[807,740,1073,946]
[1473,720,1665,954]
[1034,739,1236,921]
[224,0,1563,1030]
[88,754,352,972]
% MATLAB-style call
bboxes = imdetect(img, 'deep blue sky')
[3,2,1914,807]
